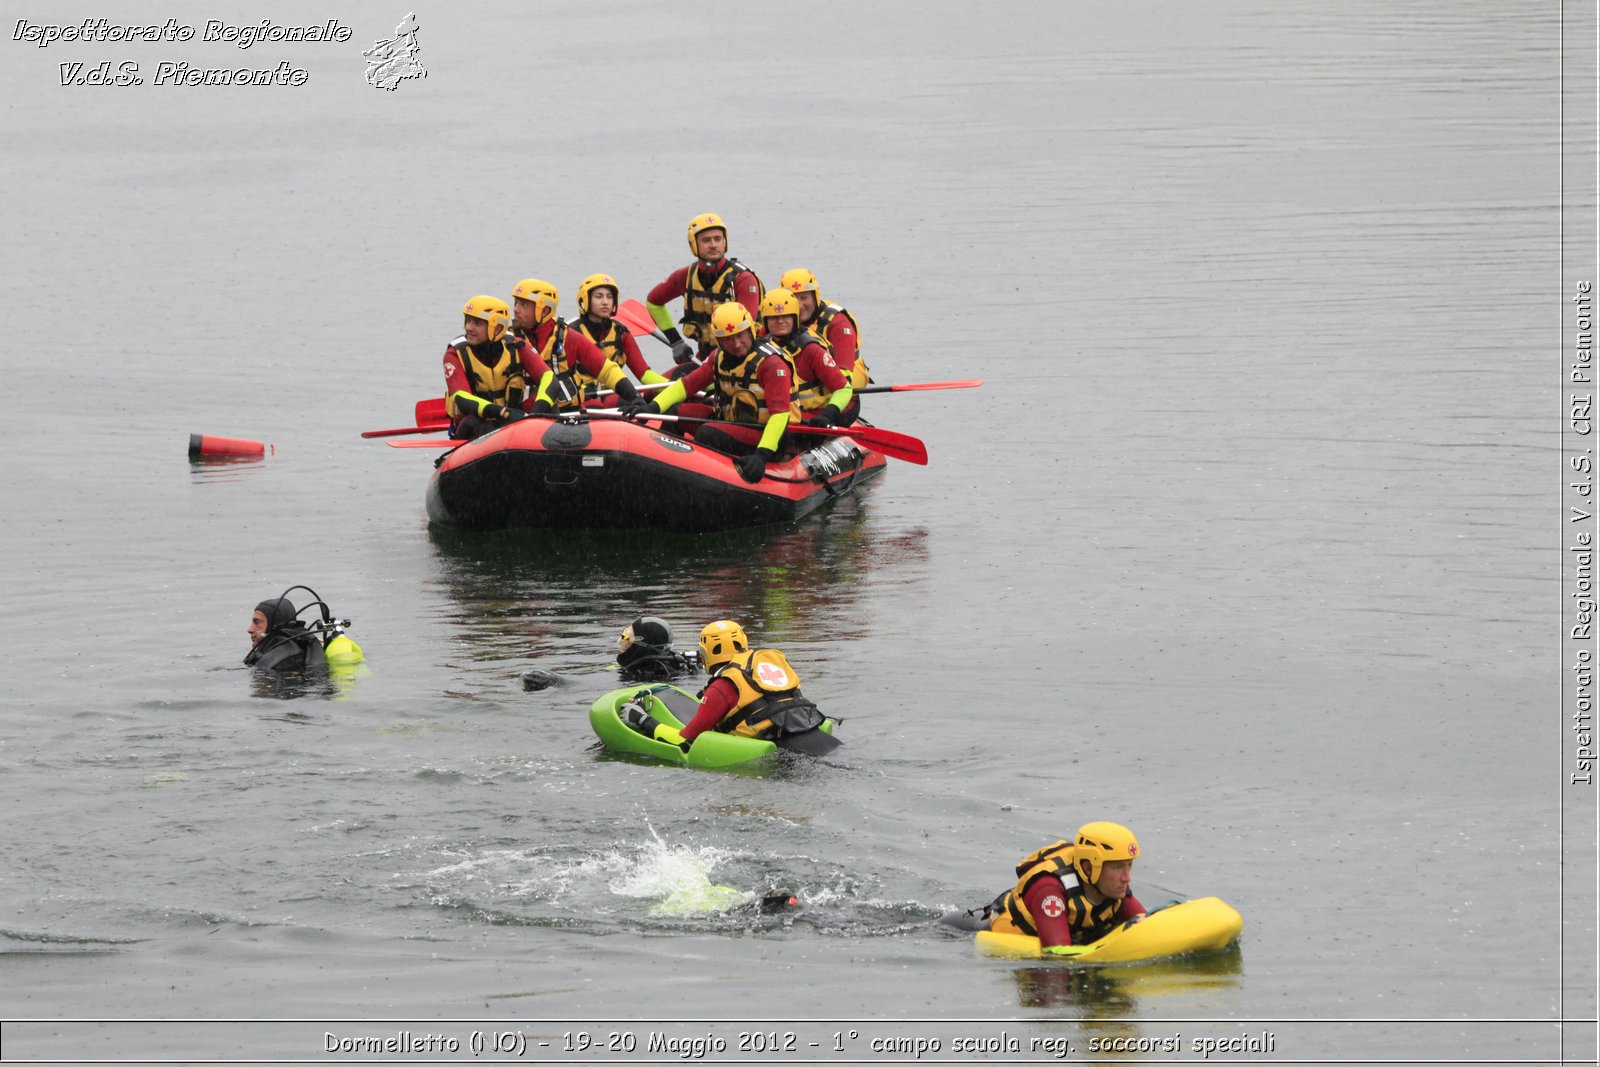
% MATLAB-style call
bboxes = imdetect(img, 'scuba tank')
[255,585,364,668]
[798,437,863,478]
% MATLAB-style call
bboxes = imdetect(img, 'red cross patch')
[755,661,791,688]
[1040,895,1065,918]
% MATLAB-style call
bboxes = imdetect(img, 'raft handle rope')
[817,439,866,497]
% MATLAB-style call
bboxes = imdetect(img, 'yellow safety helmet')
[709,302,755,340]
[698,619,748,670]
[687,212,727,256]
[462,295,511,342]
[577,273,620,317]
[759,289,800,323]
[1073,821,1140,886]
[780,268,821,304]
[511,278,560,324]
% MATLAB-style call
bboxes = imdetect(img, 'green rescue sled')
[588,683,840,769]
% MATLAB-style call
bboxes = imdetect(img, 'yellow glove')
[1041,944,1090,958]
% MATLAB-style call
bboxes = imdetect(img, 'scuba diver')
[520,616,698,691]
[614,616,698,682]
[944,822,1148,953]
[244,586,363,674]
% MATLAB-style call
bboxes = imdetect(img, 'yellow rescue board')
[975,896,1242,964]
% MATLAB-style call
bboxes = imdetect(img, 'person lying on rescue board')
[618,620,829,750]
[947,822,1148,952]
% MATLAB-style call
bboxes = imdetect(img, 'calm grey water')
[1,1,1591,1063]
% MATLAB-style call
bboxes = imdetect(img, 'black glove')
[622,395,658,417]
[661,327,695,366]
[613,378,639,404]
[531,398,556,415]
[501,405,526,422]
[808,406,841,429]
[736,449,773,484]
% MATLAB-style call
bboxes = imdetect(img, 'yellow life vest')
[710,648,824,739]
[571,316,633,376]
[515,319,606,412]
[809,302,870,388]
[448,337,526,418]
[986,841,1123,944]
[772,329,838,414]
[525,319,580,410]
[680,258,763,344]
[712,339,800,425]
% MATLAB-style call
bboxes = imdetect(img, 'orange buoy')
[188,433,274,458]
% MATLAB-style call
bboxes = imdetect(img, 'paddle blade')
[841,426,927,465]
[787,422,928,465]
[616,299,667,340]
[365,397,450,438]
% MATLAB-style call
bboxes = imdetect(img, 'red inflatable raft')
[423,415,886,532]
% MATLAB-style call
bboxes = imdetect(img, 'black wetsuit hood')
[245,598,322,672]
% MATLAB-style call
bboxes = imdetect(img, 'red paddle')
[364,382,975,441]
[615,299,669,343]
[584,410,927,465]
[363,421,450,439]
[856,379,982,394]
[377,409,924,464]
[364,396,452,438]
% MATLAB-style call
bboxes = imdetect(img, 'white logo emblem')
[364,13,427,91]
[651,433,693,453]
[1040,895,1065,918]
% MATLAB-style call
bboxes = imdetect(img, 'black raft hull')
[424,417,886,533]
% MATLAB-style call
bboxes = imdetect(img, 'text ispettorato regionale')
[13,18,353,50]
